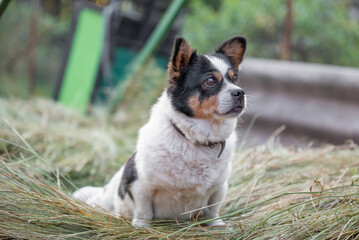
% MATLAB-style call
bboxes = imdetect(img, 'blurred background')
[1,0,359,147]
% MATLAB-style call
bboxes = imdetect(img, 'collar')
[170,120,226,158]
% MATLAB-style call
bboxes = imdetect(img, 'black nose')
[231,89,245,99]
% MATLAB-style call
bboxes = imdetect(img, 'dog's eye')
[232,74,238,83]
[203,77,216,88]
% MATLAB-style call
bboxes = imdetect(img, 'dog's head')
[167,36,246,120]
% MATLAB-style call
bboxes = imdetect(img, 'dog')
[73,36,247,227]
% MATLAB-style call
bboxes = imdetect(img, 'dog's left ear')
[216,36,246,68]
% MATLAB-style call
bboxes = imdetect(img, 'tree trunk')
[280,0,293,60]
[28,0,39,96]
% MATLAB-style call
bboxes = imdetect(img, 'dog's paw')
[132,218,151,228]
[206,219,227,228]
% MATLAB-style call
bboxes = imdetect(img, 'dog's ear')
[216,36,246,68]
[168,37,196,80]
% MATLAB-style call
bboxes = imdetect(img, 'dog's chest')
[142,141,229,190]
[137,119,233,189]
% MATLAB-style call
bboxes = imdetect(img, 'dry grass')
[0,65,358,239]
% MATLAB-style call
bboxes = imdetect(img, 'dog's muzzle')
[228,89,245,114]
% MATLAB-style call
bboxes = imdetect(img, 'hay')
[0,69,358,238]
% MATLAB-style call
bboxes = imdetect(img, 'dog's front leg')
[205,183,228,227]
[131,182,153,227]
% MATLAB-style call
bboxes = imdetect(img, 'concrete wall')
[238,58,359,146]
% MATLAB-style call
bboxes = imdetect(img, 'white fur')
[205,55,229,77]
[73,90,243,227]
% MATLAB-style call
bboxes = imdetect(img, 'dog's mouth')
[223,101,245,116]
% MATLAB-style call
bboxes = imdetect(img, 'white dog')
[73,36,247,227]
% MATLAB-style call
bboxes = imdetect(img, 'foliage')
[1,0,358,100]
[182,0,359,68]
[0,1,70,98]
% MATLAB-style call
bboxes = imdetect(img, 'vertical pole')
[281,0,293,60]
[109,0,187,113]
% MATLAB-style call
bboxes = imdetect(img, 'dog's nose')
[231,89,245,99]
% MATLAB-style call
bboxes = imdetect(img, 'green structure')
[57,8,103,113]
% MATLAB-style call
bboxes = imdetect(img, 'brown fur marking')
[213,71,223,82]
[174,41,193,71]
[222,44,244,67]
[227,69,234,79]
[188,94,218,119]
[219,40,245,67]
[168,40,194,89]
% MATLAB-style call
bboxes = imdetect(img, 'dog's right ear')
[168,37,196,81]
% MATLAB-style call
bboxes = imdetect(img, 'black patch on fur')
[167,54,224,117]
[118,152,138,201]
